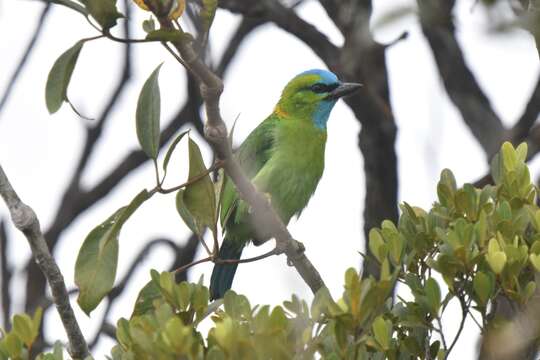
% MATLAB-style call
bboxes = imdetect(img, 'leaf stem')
[173,248,279,275]
[158,160,224,194]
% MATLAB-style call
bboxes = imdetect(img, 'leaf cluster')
[0,309,42,360]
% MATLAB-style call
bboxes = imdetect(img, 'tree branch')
[418,0,506,156]
[0,220,12,329]
[0,165,89,359]
[0,3,51,115]
[510,73,540,142]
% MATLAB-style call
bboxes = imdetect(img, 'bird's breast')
[262,124,327,222]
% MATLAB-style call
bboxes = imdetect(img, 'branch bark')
[418,0,506,156]
[155,14,327,294]
[0,220,12,329]
[0,165,89,359]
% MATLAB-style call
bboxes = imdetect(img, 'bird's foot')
[276,239,306,266]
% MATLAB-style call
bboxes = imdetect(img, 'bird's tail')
[210,237,243,300]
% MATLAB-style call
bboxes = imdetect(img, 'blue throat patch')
[298,69,341,129]
[313,99,337,129]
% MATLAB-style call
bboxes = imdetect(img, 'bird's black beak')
[325,82,362,100]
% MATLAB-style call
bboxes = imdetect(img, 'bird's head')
[274,69,362,130]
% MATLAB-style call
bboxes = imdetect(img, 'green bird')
[210,69,361,299]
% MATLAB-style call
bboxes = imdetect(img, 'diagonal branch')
[0,3,51,116]
[0,165,89,359]
[0,220,12,329]
[156,12,327,295]
[220,0,339,69]
[418,0,506,156]
[511,73,540,142]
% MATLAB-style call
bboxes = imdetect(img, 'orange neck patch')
[274,105,288,118]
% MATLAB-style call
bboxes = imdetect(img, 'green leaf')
[201,0,218,33]
[524,281,536,301]
[176,189,199,235]
[368,229,386,263]
[45,41,84,114]
[2,333,22,358]
[424,278,441,313]
[31,307,42,342]
[142,17,156,33]
[516,142,528,162]
[490,153,503,185]
[440,168,457,191]
[115,318,131,349]
[52,341,64,360]
[372,316,391,351]
[179,138,216,234]
[487,251,507,275]
[13,314,34,348]
[145,29,188,42]
[131,278,161,317]
[87,0,123,30]
[50,0,89,16]
[530,253,540,272]
[76,190,150,315]
[473,271,493,305]
[162,130,189,173]
[136,64,163,159]
[501,141,517,172]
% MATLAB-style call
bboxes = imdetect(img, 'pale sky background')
[0,0,539,357]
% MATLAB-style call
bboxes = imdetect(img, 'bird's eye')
[310,83,328,93]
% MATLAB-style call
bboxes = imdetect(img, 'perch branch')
[0,165,89,359]
[417,0,505,156]
[156,15,327,295]
[0,220,12,328]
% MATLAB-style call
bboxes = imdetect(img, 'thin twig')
[0,165,89,359]
[174,256,213,274]
[156,160,224,194]
[445,294,468,359]
[173,248,279,275]
[436,316,448,353]
[467,307,484,332]
[217,248,278,264]
[0,4,51,115]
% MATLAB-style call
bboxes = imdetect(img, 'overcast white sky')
[0,0,539,357]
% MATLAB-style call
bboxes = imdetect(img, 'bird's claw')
[283,240,305,266]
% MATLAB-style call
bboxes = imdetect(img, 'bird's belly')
[266,157,324,222]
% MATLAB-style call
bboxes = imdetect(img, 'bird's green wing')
[220,115,278,227]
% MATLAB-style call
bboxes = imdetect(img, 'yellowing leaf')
[487,251,507,274]
[133,0,185,19]
[530,253,540,272]
[177,138,216,234]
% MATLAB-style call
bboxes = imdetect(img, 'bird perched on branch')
[210,69,361,300]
